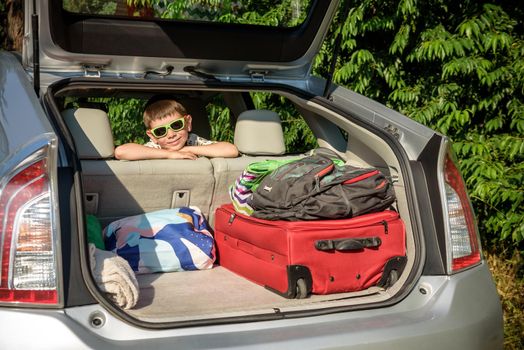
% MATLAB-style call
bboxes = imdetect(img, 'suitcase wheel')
[377,256,407,288]
[295,278,308,299]
[387,269,399,286]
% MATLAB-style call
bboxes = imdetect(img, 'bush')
[487,250,524,350]
[0,2,6,49]
[315,0,524,251]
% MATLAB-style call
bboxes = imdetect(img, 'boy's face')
[146,113,192,151]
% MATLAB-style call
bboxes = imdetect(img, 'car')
[0,0,503,349]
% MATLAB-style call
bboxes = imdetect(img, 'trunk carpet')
[126,266,380,323]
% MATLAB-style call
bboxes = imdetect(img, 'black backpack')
[249,148,396,220]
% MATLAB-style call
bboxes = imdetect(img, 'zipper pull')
[228,213,236,225]
[381,220,389,234]
[314,176,321,191]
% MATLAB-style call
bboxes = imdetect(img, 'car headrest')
[62,108,115,159]
[234,110,286,155]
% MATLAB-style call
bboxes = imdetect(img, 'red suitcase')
[214,204,407,298]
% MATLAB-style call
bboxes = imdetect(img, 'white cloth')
[89,243,139,310]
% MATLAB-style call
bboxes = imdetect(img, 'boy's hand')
[167,150,198,160]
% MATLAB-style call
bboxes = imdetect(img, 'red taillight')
[442,151,481,273]
[0,156,58,304]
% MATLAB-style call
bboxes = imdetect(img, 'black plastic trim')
[58,167,97,306]
[416,134,447,274]
[43,91,98,307]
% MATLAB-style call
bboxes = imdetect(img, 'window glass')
[250,92,317,153]
[62,0,312,27]
[62,91,317,152]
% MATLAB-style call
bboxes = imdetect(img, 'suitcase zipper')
[228,213,236,225]
[272,159,332,181]
[220,206,397,231]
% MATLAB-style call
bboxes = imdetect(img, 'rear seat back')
[63,108,215,227]
[210,109,294,225]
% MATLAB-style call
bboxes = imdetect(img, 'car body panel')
[0,52,48,171]
[0,52,56,166]
[0,264,502,349]
[0,0,504,348]
[326,85,438,161]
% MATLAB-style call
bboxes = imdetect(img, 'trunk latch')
[82,64,105,78]
[250,70,268,82]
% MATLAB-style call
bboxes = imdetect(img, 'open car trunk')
[47,78,418,326]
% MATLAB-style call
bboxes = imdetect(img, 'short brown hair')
[143,100,187,128]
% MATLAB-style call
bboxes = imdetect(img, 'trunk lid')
[24,0,340,80]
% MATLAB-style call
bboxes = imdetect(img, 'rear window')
[62,0,313,27]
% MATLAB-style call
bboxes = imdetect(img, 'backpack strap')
[308,147,345,162]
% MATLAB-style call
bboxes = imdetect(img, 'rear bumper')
[0,262,503,350]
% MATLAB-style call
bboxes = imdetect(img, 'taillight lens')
[0,151,59,305]
[442,149,481,273]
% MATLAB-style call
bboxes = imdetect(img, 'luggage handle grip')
[315,237,382,251]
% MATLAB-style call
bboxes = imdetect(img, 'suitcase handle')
[315,237,382,251]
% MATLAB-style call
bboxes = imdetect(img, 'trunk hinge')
[82,64,105,78]
[250,70,268,83]
[145,65,174,79]
[384,123,401,139]
[183,66,219,82]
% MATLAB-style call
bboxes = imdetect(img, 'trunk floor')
[126,266,381,323]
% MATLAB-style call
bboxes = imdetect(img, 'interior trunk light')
[443,152,481,273]
[0,157,58,304]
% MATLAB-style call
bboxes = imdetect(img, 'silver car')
[0,1,503,349]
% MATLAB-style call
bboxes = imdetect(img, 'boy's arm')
[182,141,239,158]
[114,143,197,160]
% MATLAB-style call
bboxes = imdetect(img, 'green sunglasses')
[150,117,186,138]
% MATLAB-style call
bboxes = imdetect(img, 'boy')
[114,99,238,160]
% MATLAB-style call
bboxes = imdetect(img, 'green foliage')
[63,0,117,14]
[315,1,524,249]
[251,92,318,153]
[487,251,524,350]
[127,0,310,27]
[105,98,149,145]
[207,95,235,143]
[75,98,148,145]
[216,0,310,27]
[0,2,5,49]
